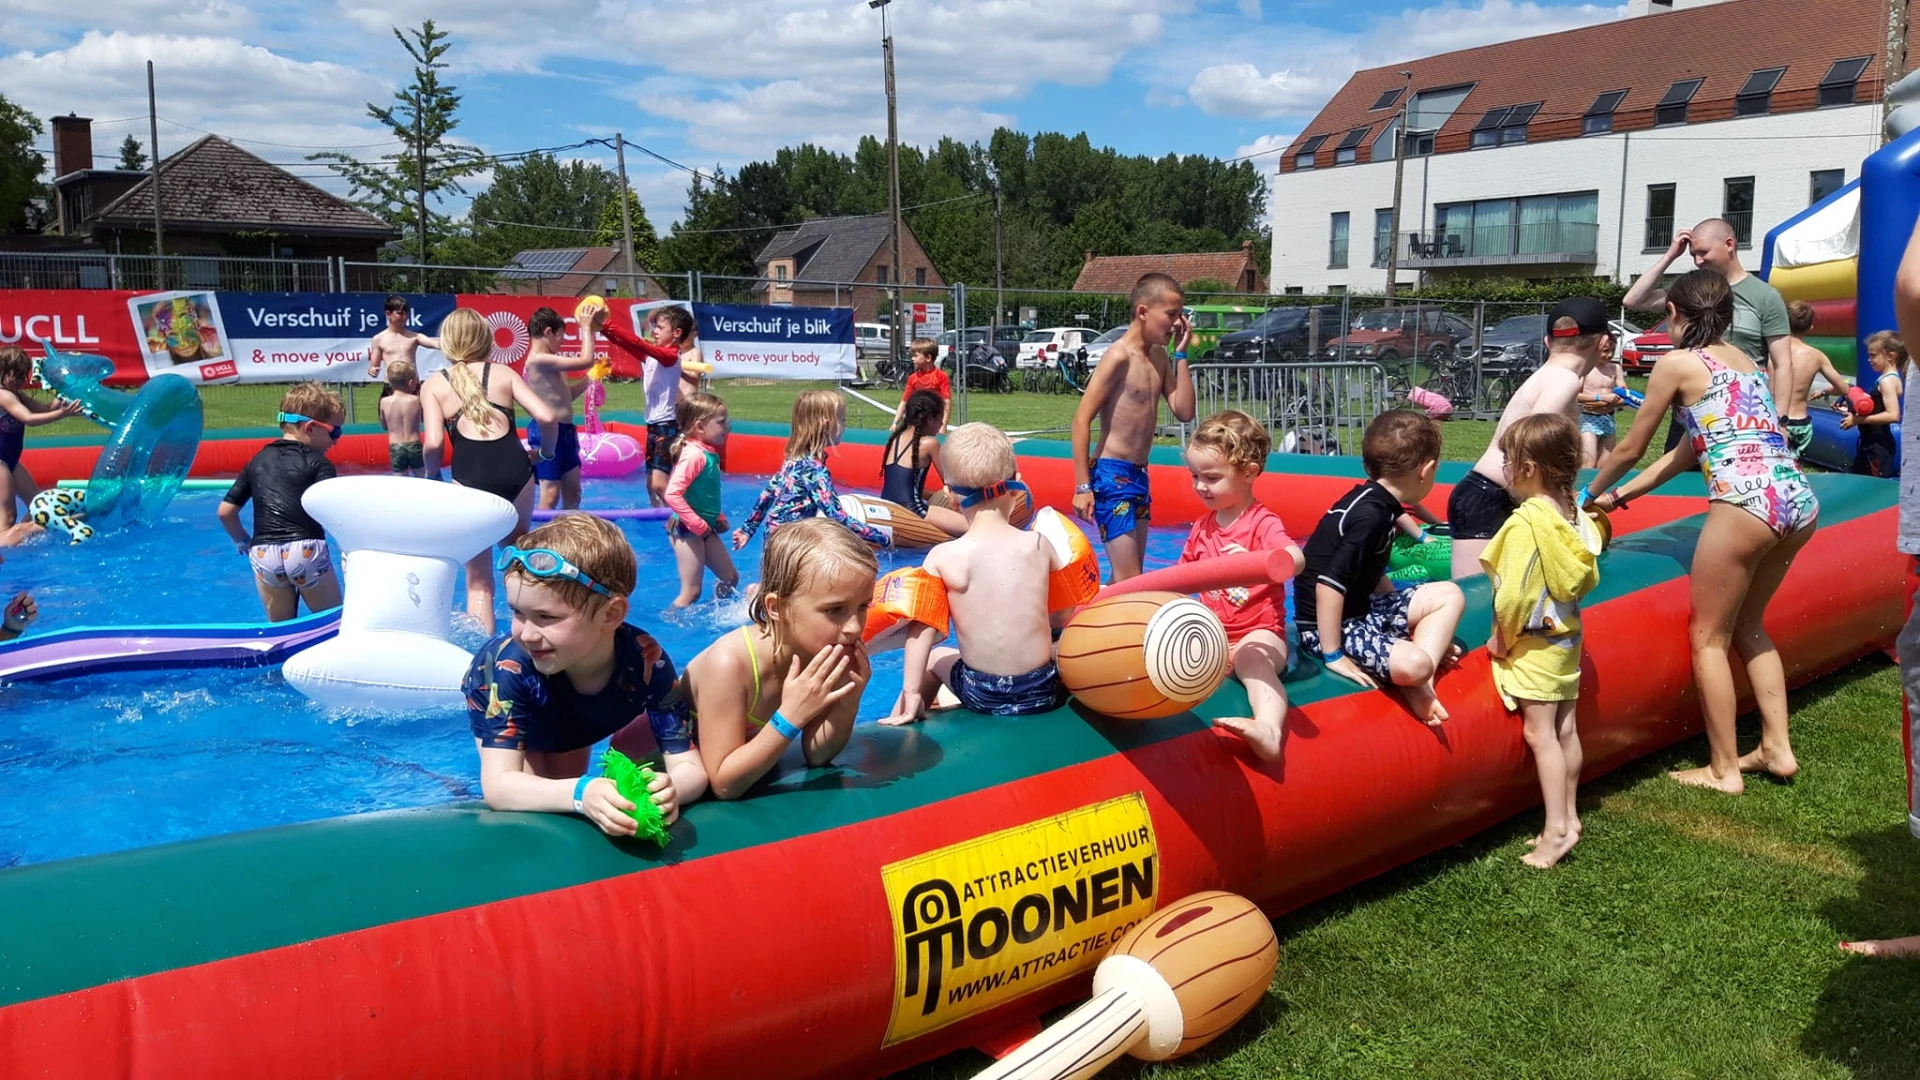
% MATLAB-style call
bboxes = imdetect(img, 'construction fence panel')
[0,251,333,293]
[1184,361,1391,458]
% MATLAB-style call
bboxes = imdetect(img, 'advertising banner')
[697,303,856,381]
[1,290,851,385]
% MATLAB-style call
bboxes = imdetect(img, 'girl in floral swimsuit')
[1586,269,1818,796]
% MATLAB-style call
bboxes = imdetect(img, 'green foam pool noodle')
[601,748,671,845]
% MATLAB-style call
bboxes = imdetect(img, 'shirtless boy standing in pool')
[520,306,595,510]
[1070,272,1196,583]
[366,295,441,381]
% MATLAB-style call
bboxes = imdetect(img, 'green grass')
[893,657,1920,1079]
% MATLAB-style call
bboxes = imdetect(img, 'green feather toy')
[1387,530,1453,584]
[600,748,671,845]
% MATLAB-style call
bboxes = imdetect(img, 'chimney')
[1241,239,1253,254]
[51,114,94,178]
[1083,250,1095,264]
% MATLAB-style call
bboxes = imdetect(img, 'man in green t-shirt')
[1625,218,1793,450]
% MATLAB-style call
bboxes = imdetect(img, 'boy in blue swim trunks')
[884,424,1066,721]
[1071,273,1196,582]
[463,512,708,837]
[520,306,594,511]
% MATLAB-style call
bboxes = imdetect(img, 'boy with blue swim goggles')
[496,545,613,598]
[276,411,343,440]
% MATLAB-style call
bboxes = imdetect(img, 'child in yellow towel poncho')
[1479,414,1604,869]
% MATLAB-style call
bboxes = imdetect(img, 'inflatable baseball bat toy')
[1094,548,1301,603]
[970,891,1279,1080]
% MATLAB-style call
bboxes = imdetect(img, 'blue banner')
[696,303,856,381]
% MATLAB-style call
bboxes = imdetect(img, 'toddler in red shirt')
[1178,410,1302,762]
[895,337,951,432]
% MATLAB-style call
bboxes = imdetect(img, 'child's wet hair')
[940,422,1017,488]
[505,513,636,609]
[385,359,417,389]
[279,381,344,424]
[749,517,878,637]
[1866,329,1908,367]
[0,345,30,386]
[785,390,845,461]
[529,307,564,338]
[1189,410,1270,474]
[1497,413,1580,507]
[652,306,695,341]
[1361,410,1441,479]
[1129,272,1182,312]
[1667,269,1734,350]
[671,392,727,458]
[384,295,409,314]
[1786,300,1816,336]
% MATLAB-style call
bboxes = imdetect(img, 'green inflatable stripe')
[1807,336,1856,371]
[0,465,1894,1006]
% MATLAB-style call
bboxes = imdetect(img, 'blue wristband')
[1320,648,1346,664]
[1173,350,1188,360]
[572,774,593,814]
[768,711,801,740]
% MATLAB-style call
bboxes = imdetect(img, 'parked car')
[1017,326,1101,369]
[1216,305,1346,363]
[1620,318,1669,373]
[937,325,1022,367]
[1079,325,1128,367]
[1458,313,1549,370]
[1185,305,1260,359]
[854,321,891,361]
[1325,308,1475,366]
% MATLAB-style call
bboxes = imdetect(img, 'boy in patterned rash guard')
[463,513,708,837]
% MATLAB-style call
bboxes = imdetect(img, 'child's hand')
[783,644,858,727]
[730,528,749,550]
[1323,654,1377,689]
[646,769,680,826]
[58,399,84,417]
[714,513,730,533]
[1073,489,1096,522]
[580,776,640,838]
[3,592,37,634]
[881,688,926,726]
[1840,412,1857,430]
[1171,313,1193,355]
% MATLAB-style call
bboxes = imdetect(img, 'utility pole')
[1383,70,1413,303]
[872,0,906,366]
[146,61,165,284]
[992,179,1004,343]
[415,89,429,277]
[614,133,637,293]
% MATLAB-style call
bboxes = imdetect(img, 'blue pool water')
[0,472,1205,868]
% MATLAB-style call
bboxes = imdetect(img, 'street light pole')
[873,0,906,367]
[1384,70,1413,303]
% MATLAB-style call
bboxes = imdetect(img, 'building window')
[877,265,889,285]
[1407,84,1474,133]
[1284,286,1304,295]
[1373,208,1394,266]
[1327,284,1347,296]
[1433,191,1598,260]
[915,267,926,287]
[1655,78,1702,126]
[1370,87,1403,111]
[1724,176,1755,247]
[1735,67,1785,117]
[1470,102,1541,148]
[1329,212,1350,268]
[1293,134,1328,171]
[1405,131,1436,157]
[1584,90,1628,135]
[1333,126,1369,166]
[1371,118,1399,162]
[1810,168,1846,204]
[1645,183,1676,251]
[1819,56,1871,106]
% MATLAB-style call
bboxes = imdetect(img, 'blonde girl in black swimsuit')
[422,308,563,634]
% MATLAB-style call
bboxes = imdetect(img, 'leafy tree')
[591,187,661,282]
[462,151,621,265]
[116,135,147,171]
[309,19,486,267]
[0,95,46,233]
[657,169,759,295]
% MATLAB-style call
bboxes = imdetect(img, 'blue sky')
[0,0,1625,231]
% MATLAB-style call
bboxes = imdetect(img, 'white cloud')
[1233,132,1297,161]
[1189,64,1339,119]
[8,0,254,32]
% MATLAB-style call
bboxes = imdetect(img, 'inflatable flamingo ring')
[566,295,644,479]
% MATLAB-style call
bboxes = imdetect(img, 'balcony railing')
[1375,222,1600,268]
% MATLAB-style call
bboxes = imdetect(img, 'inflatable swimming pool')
[0,423,1902,1079]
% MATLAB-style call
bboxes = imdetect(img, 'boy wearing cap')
[1449,298,1610,579]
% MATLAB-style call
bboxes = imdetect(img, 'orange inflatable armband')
[1034,507,1100,612]
[862,567,951,650]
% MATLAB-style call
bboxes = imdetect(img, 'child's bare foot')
[1668,765,1743,794]
[1839,935,1920,958]
[1441,642,1464,667]
[1521,828,1577,868]
[1214,715,1284,760]
[715,579,737,601]
[1527,818,1581,848]
[1737,746,1799,781]
[1400,681,1449,726]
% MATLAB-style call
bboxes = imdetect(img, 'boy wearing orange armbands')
[882,424,1093,722]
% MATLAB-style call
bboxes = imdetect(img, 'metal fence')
[1183,361,1391,456]
[0,251,335,292]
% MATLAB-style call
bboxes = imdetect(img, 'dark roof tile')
[96,136,397,238]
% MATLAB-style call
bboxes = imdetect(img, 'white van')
[855,322,892,359]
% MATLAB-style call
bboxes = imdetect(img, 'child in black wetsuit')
[1844,330,1905,477]
[217,382,345,622]
[880,389,965,535]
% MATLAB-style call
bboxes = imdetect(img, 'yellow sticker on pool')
[882,793,1158,1046]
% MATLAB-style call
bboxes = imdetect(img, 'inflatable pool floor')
[0,427,1902,1080]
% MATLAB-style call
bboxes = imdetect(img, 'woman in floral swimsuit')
[1586,269,1817,796]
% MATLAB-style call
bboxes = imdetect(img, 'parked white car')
[1016,326,1100,370]
[855,322,891,360]
[1081,325,1128,367]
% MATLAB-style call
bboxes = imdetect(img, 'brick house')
[753,214,945,322]
[492,246,668,300]
[1072,241,1267,294]
[38,117,395,290]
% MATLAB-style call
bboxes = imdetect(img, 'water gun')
[1613,387,1645,408]
[1846,385,1876,416]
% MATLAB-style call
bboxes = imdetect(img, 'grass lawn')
[894,658,1919,1079]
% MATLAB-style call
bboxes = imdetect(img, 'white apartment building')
[1268,0,1891,294]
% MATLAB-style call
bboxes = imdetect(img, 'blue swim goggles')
[947,477,1030,509]
[277,411,343,439]
[496,546,613,597]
